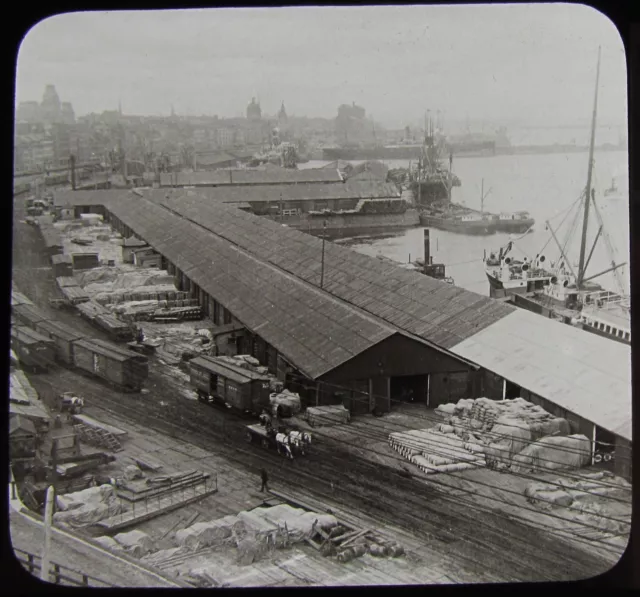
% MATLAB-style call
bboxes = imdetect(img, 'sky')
[15,4,627,130]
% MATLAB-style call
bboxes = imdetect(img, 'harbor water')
[301,151,629,296]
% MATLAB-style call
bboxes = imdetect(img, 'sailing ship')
[483,48,630,345]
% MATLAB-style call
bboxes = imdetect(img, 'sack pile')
[53,484,124,528]
[112,530,155,558]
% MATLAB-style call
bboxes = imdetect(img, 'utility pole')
[40,485,55,582]
[320,219,327,289]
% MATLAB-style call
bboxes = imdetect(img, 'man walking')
[260,468,269,493]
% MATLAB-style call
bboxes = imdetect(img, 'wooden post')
[40,486,55,582]
[53,563,61,584]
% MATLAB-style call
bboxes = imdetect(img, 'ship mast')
[576,46,601,289]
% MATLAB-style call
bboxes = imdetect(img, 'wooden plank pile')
[388,428,486,474]
[116,470,211,503]
[305,405,351,428]
[305,522,405,563]
[76,300,110,321]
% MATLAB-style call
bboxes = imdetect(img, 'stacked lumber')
[389,428,486,474]
[117,470,210,503]
[76,300,110,320]
[94,289,191,306]
[56,276,79,289]
[306,405,351,428]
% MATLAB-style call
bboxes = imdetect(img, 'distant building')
[16,101,41,123]
[41,84,62,123]
[335,102,372,146]
[246,97,262,121]
[61,102,76,124]
[15,84,75,126]
[278,101,288,125]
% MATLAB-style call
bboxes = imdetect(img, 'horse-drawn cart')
[245,422,312,459]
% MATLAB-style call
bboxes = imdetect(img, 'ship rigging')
[483,47,630,345]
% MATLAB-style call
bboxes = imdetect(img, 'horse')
[288,431,312,456]
[275,433,294,459]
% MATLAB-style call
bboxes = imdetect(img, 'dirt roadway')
[10,201,624,585]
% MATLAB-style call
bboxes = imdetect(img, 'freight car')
[189,355,271,415]
[33,320,86,366]
[12,303,48,328]
[10,326,57,372]
[71,337,149,392]
[93,313,135,342]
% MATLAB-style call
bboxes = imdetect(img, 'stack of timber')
[150,305,203,323]
[116,470,211,503]
[60,285,91,305]
[93,313,135,342]
[76,300,110,321]
[115,298,200,323]
[94,289,191,306]
[305,405,351,428]
[388,428,487,474]
[56,276,80,290]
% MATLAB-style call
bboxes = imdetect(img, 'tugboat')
[483,48,630,345]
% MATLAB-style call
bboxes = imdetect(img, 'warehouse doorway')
[390,375,428,405]
[428,372,470,407]
[504,380,521,399]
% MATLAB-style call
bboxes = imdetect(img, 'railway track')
[12,201,617,584]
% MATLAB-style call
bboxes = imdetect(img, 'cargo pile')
[524,471,631,539]
[305,405,351,428]
[270,389,302,415]
[390,397,586,475]
[54,484,125,529]
[55,219,123,265]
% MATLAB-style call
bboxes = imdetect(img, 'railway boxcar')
[10,326,56,372]
[11,290,34,307]
[33,320,86,365]
[12,303,48,328]
[189,355,271,415]
[71,337,149,392]
[94,313,135,342]
[51,254,74,277]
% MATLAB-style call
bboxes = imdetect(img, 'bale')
[437,424,455,434]
[528,489,574,508]
[123,464,143,481]
[511,434,590,473]
[113,530,154,558]
[94,536,122,551]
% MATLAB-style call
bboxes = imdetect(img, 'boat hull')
[421,214,495,235]
[493,219,535,233]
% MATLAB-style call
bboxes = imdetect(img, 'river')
[300,150,629,297]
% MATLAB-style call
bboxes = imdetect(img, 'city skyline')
[16,5,627,130]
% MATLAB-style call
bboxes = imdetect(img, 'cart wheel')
[604,453,612,462]
[245,431,253,443]
[262,438,270,450]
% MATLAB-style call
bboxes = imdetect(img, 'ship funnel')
[423,228,431,272]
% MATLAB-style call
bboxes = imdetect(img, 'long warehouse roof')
[106,195,397,379]
[156,193,632,441]
[52,189,632,440]
[450,309,632,442]
[157,193,514,349]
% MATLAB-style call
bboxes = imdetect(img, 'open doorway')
[504,380,521,399]
[390,375,428,405]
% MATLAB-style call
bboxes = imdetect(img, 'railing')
[14,547,115,587]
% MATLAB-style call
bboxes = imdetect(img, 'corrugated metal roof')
[450,309,632,441]
[156,196,513,349]
[106,195,395,379]
[159,168,343,187]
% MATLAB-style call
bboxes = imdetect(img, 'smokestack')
[423,228,430,272]
[70,154,76,190]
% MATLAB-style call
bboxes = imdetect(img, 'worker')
[260,468,269,493]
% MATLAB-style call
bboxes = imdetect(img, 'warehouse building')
[53,189,632,479]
